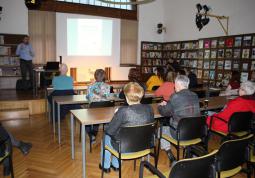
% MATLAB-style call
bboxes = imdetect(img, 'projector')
[25,0,41,10]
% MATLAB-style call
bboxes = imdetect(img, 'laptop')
[45,62,59,71]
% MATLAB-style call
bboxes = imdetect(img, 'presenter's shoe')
[99,164,111,173]
[19,141,32,155]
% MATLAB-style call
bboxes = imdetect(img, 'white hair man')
[207,81,255,134]
[158,75,200,161]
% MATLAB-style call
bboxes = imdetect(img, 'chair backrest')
[119,122,156,153]
[228,112,253,133]
[89,100,115,108]
[215,134,253,172]
[169,150,217,178]
[141,97,153,104]
[177,116,207,141]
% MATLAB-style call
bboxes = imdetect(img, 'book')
[224,60,232,70]
[211,40,217,48]
[243,36,252,46]
[211,50,217,58]
[192,60,197,68]
[198,60,203,68]
[252,48,255,59]
[253,35,255,46]
[225,49,232,58]
[0,36,4,45]
[233,49,241,58]
[204,50,210,59]
[251,61,255,70]
[217,72,223,80]
[218,49,224,58]
[217,60,224,70]
[225,38,234,47]
[198,51,203,59]
[199,40,203,49]
[233,60,239,70]
[218,39,225,48]
[189,60,194,67]
[203,70,209,79]
[210,60,216,69]
[204,40,210,48]
[241,72,249,82]
[197,70,202,78]
[234,36,242,47]
[242,63,249,71]
[209,70,215,79]
[242,49,250,59]
[203,60,209,69]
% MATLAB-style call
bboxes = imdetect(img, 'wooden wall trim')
[38,1,137,20]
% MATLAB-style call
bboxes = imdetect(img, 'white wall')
[0,0,28,34]
[163,0,255,41]
[137,0,165,64]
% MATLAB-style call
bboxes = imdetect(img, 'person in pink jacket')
[154,71,175,101]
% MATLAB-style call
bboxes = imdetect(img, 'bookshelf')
[0,34,25,89]
[140,33,255,87]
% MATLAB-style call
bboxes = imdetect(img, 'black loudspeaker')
[25,0,41,10]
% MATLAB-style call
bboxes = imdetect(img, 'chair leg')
[101,148,105,178]
[9,156,14,178]
[134,159,136,171]
[154,146,158,168]
[119,157,122,178]
[79,124,81,142]
[177,147,179,161]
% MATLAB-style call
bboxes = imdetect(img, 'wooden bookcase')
[0,34,25,89]
[141,33,255,87]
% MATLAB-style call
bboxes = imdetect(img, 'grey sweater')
[106,104,154,150]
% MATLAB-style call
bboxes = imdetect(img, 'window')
[56,0,134,10]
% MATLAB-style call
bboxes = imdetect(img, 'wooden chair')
[139,150,217,178]
[101,122,157,178]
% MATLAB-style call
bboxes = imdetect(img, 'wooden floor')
[0,89,45,101]
[0,114,249,178]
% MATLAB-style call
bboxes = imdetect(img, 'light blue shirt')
[52,75,73,90]
[16,43,34,61]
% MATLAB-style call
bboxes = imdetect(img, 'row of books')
[163,42,198,50]
[180,59,255,71]
[0,57,20,66]
[0,36,4,45]
[0,46,11,55]
[142,51,162,58]
[142,43,162,51]
[142,59,167,66]
[0,68,21,76]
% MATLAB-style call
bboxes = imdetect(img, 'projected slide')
[67,18,113,56]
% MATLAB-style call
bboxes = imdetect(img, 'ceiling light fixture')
[96,0,155,5]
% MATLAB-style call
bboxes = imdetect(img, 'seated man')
[0,124,32,176]
[157,75,200,159]
[100,82,154,173]
[207,81,255,133]
[48,63,80,120]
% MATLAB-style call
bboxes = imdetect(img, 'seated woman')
[48,63,80,120]
[154,71,175,101]
[100,82,154,172]
[86,69,111,140]
[221,71,240,96]
[146,67,164,91]
[87,69,111,102]
[207,81,255,133]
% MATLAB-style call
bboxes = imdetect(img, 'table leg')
[53,99,56,134]
[58,103,61,144]
[82,124,86,178]
[71,114,75,159]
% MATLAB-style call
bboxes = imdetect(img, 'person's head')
[230,71,240,83]
[23,35,30,44]
[156,67,164,80]
[174,75,190,92]
[239,81,255,96]
[165,71,175,82]
[124,82,144,105]
[128,68,141,82]
[94,69,106,82]
[59,63,68,75]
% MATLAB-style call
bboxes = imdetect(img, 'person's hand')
[159,101,167,106]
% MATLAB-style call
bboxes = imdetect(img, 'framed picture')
[225,38,234,47]
[224,60,232,70]
[243,36,252,46]
[211,50,217,58]
[234,36,242,47]
[217,60,224,70]
[233,49,241,59]
[218,49,224,58]
[218,39,225,48]
[211,40,217,48]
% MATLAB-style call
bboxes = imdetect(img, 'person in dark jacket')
[100,82,154,172]
[157,75,200,158]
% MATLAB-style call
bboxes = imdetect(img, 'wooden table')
[69,95,231,178]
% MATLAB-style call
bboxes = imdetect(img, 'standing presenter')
[16,35,35,82]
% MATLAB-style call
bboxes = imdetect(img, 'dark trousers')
[20,59,33,81]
